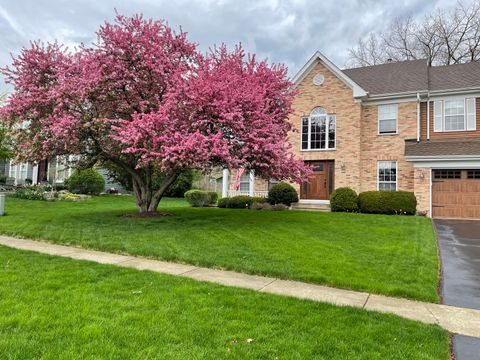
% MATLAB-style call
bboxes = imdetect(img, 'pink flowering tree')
[1,14,307,213]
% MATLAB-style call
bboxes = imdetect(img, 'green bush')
[208,191,219,204]
[14,186,47,200]
[159,169,196,197]
[217,197,229,208]
[226,195,255,208]
[67,168,105,195]
[330,187,359,212]
[184,189,215,207]
[268,182,298,206]
[358,191,417,215]
[0,174,6,184]
[217,196,267,209]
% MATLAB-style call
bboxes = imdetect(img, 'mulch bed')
[123,211,173,218]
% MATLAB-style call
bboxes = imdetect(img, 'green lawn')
[0,245,449,359]
[0,196,440,302]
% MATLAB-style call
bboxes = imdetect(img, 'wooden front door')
[432,169,480,219]
[301,161,334,200]
[37,160,48,184]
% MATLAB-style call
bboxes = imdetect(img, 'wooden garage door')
[432,169,480,219]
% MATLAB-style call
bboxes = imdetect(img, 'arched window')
[310,107,326,117]
[301,107,336,150]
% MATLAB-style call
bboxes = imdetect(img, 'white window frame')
[377,103,398,135]
[377,161,398,192]
[433,97,476,133]
[301,107,336,151]
[239,171,250,192]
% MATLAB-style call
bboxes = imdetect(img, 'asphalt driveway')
[434,219,480,360]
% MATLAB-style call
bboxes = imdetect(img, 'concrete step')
[291,202,331,212]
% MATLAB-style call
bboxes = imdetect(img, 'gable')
[292,51,367,98]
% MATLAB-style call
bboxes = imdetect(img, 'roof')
[342,60,428,96]
[429,61,480,92]
[405,139,480,157]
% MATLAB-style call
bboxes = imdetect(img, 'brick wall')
[414,167,431,215]
[359,102,417,192]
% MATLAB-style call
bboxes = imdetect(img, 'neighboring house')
[2,156,127,193]
[223,51,480,219]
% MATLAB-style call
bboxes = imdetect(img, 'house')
[222,51,480,219]
[1,157,127,193]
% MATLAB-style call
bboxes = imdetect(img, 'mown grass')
[0,195,440,302]
[0,245,449,359]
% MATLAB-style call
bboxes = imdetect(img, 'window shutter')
[466,98,476,131]
[433,100,443,132]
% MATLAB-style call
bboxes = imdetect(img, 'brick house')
[222,51,480,219]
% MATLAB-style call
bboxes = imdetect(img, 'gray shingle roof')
[343,60,428,96]
[405,139,480,157]
[429,61,480,91]
[342,60,480,96]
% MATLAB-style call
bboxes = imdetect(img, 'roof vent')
[387,58,393,63]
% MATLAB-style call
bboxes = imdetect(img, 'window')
[268,179,278,191]
[444,99,465,131]
[378,161,397,191]
[9,161,28,184]
[301,107,336,150]
[239,171,250,192]
[378,104,397,134]
[433,98,476,132]
[434,170,461,179]
[467,170,480,179]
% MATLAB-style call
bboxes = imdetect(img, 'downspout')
[416,92,420,142]
[426,92,430,141]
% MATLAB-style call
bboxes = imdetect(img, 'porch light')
[418,170,425,180]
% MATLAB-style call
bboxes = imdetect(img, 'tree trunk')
[132,172,179,213]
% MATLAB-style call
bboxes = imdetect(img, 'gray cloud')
[0,0,468,92]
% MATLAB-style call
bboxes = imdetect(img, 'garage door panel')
[432,171,480,219]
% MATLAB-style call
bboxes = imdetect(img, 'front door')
[301,161,334,200]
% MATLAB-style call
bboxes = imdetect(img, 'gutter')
[405,155,480,162]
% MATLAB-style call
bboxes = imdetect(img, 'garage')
[432,169,480,219]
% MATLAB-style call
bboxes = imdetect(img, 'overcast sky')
[0,0,469,92]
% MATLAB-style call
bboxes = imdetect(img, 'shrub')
[67,168,105,195]
[250,202,272,210]
[184,189,216,207]
[271,203,288,211]
[330,187,359,212]
[208,191,219,204]
[52,183,68,191]
[226,195,255,208]
[217,196,268,209]
[160,169,196,197]
[14,185,47,200]
[268,182,298,206]
[0,174,6,184]
[217,197,229,208]
[358,191,417,215]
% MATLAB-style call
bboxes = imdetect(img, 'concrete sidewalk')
[1,235,480,337]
